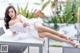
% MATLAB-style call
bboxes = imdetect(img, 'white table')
[0,38,44,53]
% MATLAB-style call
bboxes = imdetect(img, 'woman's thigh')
[38,32,53,38]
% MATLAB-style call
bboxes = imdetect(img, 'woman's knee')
[39,32,51,38]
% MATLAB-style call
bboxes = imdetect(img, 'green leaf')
[41,0,44,2]
[24,3,28,12]
[41,0,50,11]
[51,0,58,9]
[34,3,41,5]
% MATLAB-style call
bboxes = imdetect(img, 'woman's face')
[8,8,16,19]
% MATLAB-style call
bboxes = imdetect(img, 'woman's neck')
[11,16,16,20]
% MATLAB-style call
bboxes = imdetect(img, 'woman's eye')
[11,11,13,13]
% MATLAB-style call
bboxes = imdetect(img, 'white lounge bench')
[0,20,48,53]
[0,28,45,53]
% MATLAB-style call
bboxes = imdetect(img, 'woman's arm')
[20,19,27,27]
[18,15,28,27]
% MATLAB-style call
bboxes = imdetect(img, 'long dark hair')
[4,5,16,29]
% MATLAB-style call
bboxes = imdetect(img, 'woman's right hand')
[13,32,16,36]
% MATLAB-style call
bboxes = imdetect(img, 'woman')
[4,5,80,48]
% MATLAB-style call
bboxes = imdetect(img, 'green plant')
[49,45,62,47]
[64,0,77,23]
[17,3,28,17]
[48,0,78,23]
[76,0,80,23]
[17,3,35,19]
[51,0,58,10]
[34,0,50,11]
[41,0,50,11]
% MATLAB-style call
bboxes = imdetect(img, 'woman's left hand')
[23,23,28,27]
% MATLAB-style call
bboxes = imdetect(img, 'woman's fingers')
[23,23,28,27]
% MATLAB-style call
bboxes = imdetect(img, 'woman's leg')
[35,24,70,40]
[38,32,75,47]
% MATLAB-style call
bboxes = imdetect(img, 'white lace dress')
[9,21,39,40]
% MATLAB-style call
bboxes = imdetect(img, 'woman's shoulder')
[17,14,29,21]
[9,20,15,26]
[17,14,26,19]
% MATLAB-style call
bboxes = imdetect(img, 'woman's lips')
[10,15,13,18]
